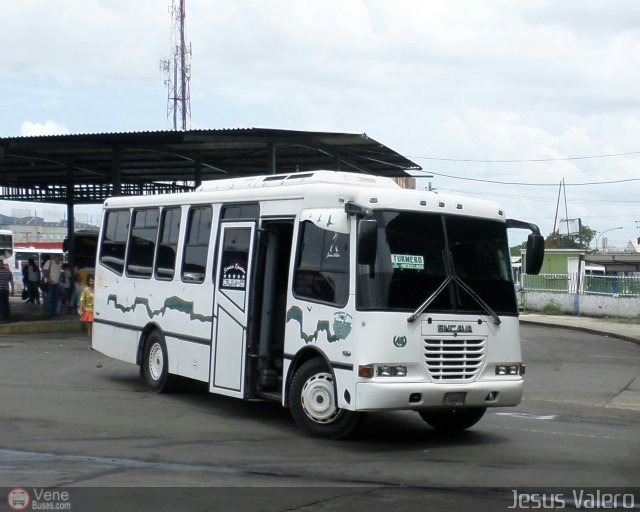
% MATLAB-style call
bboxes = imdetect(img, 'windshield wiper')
[407,275,501,325]
[407,276,452,323]
[407,245,502,325]
[452,276,501,325]
[406,275,501,325]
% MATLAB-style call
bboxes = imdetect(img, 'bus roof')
[196,171,399,191]
[103,171,506,222]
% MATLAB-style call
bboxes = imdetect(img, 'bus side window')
[181,206,212,283]
[100,210,131,275]
[293,221,349,306]
[155,208,181,281]
[126,208,159,278]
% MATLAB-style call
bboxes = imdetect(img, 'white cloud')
[20,121,70,136]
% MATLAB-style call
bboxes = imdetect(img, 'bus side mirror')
[358,219,377,266]
[526,234,544,275]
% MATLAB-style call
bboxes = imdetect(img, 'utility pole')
[161,0,191,131]
[551,179,562,248]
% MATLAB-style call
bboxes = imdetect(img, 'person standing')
[27,259,41,304]
[21,262,29,301]
[74,264,88,304]
[43,254,63,316]
[0,259,14,322]
[78,277,95,349]
[60,263,73,313]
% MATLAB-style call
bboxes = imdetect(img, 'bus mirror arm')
[506,218,545,276]
[506,218,540,236]
[345,201,373,219]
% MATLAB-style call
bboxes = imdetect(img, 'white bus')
[14,247,65,271]
[93,171,544,438]
[0,229,15,269]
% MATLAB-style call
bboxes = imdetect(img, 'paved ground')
[0,296,82,334]
[519,313,640,412]
[0,324,638,511]
[520,312,640,344]
[0,305,638,510]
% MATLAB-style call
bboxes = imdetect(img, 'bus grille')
[423,337,486,381]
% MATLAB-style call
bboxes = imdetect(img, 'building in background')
[0,213,97,247]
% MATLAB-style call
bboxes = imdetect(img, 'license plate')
[442,392,467,406]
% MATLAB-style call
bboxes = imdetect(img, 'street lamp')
[595,227,623,252]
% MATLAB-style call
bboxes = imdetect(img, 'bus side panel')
[156,280,214,381]
[93,267,149,366]
[93,321,138,365]
[167,336,210,382]
[94,278,214,378]
[283,297,358,412]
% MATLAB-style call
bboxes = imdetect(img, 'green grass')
[597,316,640,325]
[539,300,563,315]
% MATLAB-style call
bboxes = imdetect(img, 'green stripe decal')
[286,306,352,344]
[107,294,213,323]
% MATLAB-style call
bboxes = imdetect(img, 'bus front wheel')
[418,407,486,431]
[289,358,362,439]
[142,331,178,393]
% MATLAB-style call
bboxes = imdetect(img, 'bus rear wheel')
[418,407,486,431]
[142,331,178,393]
[289,358,362,439]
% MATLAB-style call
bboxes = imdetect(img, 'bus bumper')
[354,379,523,411]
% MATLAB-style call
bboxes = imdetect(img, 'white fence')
[523,273,640,297]
[519,273,640,318]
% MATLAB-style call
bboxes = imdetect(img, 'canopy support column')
[267,143,277,174]
[66,163,75,268]
[112,147,122,196]
[194,157,202,187]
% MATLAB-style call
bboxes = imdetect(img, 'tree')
[545,224,595,250]
[510,241,527,256]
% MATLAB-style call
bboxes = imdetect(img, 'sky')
[1,0,639,249]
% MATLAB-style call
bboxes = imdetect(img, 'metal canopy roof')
[0,128,420,205]
[583,253,640,272]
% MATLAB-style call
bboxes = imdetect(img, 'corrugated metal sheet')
[0,128,420,204]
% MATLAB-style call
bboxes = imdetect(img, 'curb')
[0,319,83,335]
[519,318,640,345]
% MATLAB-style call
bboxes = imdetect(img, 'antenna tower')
[160,0,191,130]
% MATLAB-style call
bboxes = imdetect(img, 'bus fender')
[136,322,164,366]
[283,346,334,408]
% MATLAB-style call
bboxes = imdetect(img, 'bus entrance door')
[210,222,256,398]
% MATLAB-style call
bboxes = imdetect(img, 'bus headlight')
[376,365,408,377]
[359,364,409,378]
[495,364,524,376]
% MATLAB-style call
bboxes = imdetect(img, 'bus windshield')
[356,210,517,315]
